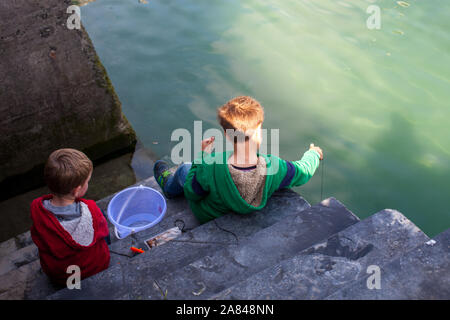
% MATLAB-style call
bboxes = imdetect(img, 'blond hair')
[217,96,264,142]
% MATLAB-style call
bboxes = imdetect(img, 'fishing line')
[110,217,240,258]
[171,239,238,246]
[174,218,239,245]
[174,219,195,233]
[320,158,325,201]
[213,219,239,245]
[109,249,132,258]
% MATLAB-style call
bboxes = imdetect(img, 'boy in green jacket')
[154,96,323,223]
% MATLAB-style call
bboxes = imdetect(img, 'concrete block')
[326,228,449,300]
[211,208,429,300]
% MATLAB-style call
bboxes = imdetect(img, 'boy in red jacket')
[30,148,110,286]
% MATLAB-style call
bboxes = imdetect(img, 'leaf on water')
[397,1,410,8]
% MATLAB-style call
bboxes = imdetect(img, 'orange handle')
[130,247,144,254]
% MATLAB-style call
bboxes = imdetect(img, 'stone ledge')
[211,208,429,300]
[326,228,450,300]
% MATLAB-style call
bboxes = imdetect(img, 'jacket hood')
[30,195,101,258]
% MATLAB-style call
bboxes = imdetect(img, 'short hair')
[44,148,93,196]
[217,96,264,142]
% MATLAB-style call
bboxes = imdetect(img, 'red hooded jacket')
[30,195,110,285]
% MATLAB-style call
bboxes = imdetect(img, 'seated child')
[30,148,110,286]
[154,96,323,223]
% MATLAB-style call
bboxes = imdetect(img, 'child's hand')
[201,136,215,153]
[309,143,324,160]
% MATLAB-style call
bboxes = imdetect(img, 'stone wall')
[0,0,136,199]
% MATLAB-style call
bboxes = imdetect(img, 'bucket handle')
[113,184,144,239]
[114,226,135,240]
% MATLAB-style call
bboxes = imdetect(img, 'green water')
[81,0,450,237]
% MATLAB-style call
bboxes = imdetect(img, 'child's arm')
[282,144,323,188]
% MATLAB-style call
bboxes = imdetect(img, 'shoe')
[153,160,173,197]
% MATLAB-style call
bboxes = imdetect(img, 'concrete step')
[0,260,42,300]
[119,197,360,300]
[326,228,450,300]
[0,231,37,281]
[47,188,311,299]
[0,231,33,258]
[108,207,198,265]
[0,243,38,277]
[0,260,66,300]
[211,207,429,300]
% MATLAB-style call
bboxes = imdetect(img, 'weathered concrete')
[0,260,42,300]
[2,186,448,300]
[0,243,38,277]
[210,208,429,300]
[0,231,33,258]
[326,229,450,300]
[48,189,312,299]
[112,197,359,300]
[0,0,136,199]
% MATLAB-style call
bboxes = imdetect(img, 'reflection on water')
[81,0,450,236]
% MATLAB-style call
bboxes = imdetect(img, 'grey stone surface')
[0,0,136,198]
[0,244,38,276]
[0,260,41,300]
[48,189,311,299]
[108,208,198,265]
[211,208,429,300]
[0,231,33,257]
[128,197,359,300]
[326,228,450,300]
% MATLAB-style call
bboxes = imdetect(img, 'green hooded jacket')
[183,149,320,223]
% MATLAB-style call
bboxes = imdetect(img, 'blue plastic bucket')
[107,185,167,239]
